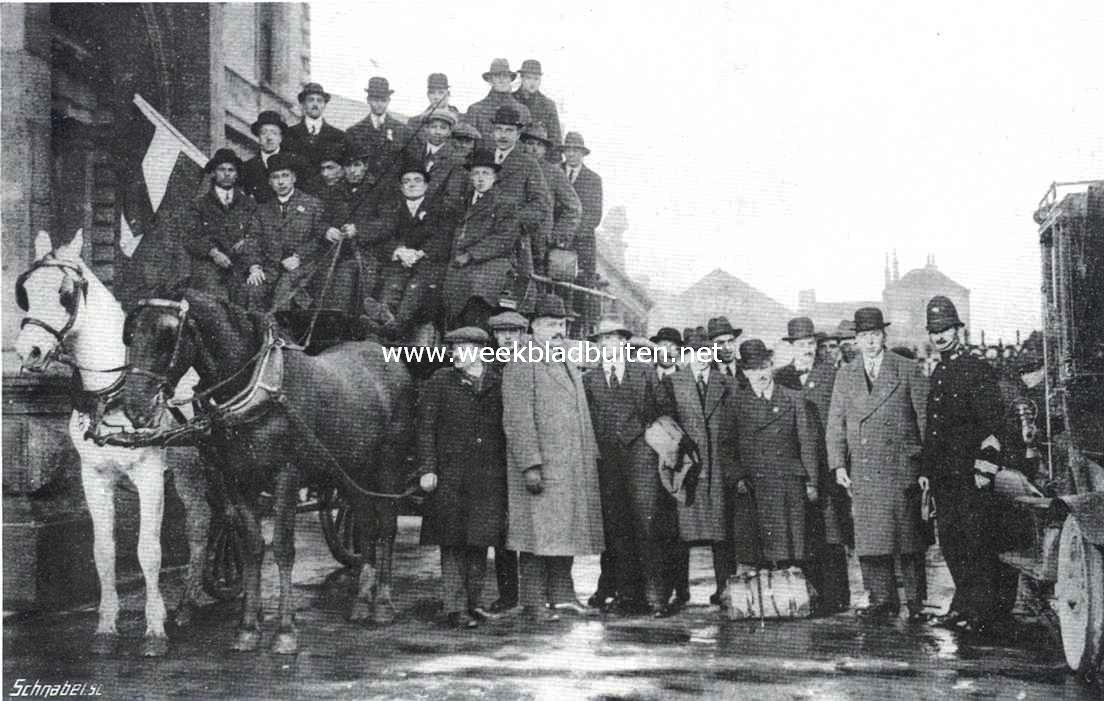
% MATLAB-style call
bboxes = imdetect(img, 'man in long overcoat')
[774,317,852,613]
[513,60,563,162]
[583,318,676,616]
[731,339,819,567]
[561,132,602,285]
[417,327,508,629]
[921,296,1019,634]
[184,148,264,310]
[502,294,604,623]
[826,307,929,622]
[466,59,533,153]
[441,149,522,329]
[656,328,736,605]
[520,122,581,276]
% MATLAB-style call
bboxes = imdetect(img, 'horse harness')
[16,254,91,366]
[124,298,420,502]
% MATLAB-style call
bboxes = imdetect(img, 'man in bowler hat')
[466,59,533,153]
[708,316,743,381]
[346,77,412,187]
[826,307,930,622]
[774,317,852,614]
[513,59,562,162]
[921,295,1018,634]
[562,132,602,288]
[242,110,291,203]
[285,82,350,196]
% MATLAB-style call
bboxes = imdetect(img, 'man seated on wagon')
[374,159,458,340]
[406,109,467,209]
[247,153,328,313]
[520,122,581,277]
[442,148,522,330]
[311,143,372,317]
[450,121,481,162]
[184,147,266,311]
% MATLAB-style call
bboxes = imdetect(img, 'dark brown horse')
[120,289,414,654]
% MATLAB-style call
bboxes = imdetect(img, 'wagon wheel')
[318,486,366,568]
[202,512,245,601]
[1055,515,1104,679]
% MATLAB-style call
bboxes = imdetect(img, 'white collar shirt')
[304,116,324,135]
[864,351,885,380]
[405,197,424,217]
[602,360,625,387]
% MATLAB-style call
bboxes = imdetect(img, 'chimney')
[884,253,890,287]
[892,249,900,281]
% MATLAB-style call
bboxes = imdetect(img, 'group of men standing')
[182,59,604,339]
[415,296,1019,634]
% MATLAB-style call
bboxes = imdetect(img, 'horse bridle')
[15,254,89,363]
[125,298,194,394]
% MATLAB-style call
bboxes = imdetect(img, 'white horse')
[14,230,210,657]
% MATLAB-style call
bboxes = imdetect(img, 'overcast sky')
[313,0,1104,340]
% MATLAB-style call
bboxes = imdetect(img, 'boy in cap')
[346,77,411,187]
[521,122,581,275]
[513,59,562,162]
[285,82,350,196]
[242,110,290,203]
[465,59,533,152]
[185,148,263,309]
[417,326,508,629]
[921,296,1018,634]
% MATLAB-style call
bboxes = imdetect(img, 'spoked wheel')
[318,487,366,568]
[202,512,245,601]
[1055,515,1104,681]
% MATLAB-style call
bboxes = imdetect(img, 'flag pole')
[132,93,209,167]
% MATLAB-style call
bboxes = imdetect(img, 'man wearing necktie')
[345,77,411,189]
[826,307,930,623]
[583,318,676,617]
[184,148,263,309]
[283,82,350,197]
[774,318,852,615]
[730,339,820,584]
[707,316,744,384]
[655,328,737,608]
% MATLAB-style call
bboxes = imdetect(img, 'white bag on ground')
[723,567,812,620]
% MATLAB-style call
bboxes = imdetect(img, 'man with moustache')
[501,294,604,623]
[921,296,1018,634]
[774,317,852,615]
[826,307,929,622]
[241,110,291,204]
[284,82,349,196]
[584,318,675,617]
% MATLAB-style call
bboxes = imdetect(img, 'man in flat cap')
[248,152,329,313]
[774,317,851,614]
[502,294,604,623]
[521,122,581,276]
[561,132,602,287]
[441,148,523,330]
[346,77,412,188]
[466,59,533,153]
[417,326,508,629]
[488,105,552,298]
[921,296,1018,634]
[184,148,263,309]
[285,83,350,196]
[584,317,677,616]
[826,307,929,622]
[242,110,291,203]
[513,60,562,162]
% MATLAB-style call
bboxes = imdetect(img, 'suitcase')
[722,567,812,620]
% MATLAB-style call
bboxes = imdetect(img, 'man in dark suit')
[345,77,412,188]
[562,132,602,286]
[241,110,291,204]
[441,148,522,330]
[373,160,457,340]
[184,148,263,310]
[707,316,743,381]
[488,106,551,300]
[466,59,532,153]
[283,83,349,197]
[774,317,851,615]
[584,318,676,616]
[520,122,580,276]
[921,296,1018,634]
[827,307,929,623]
[513,60,562,162]
[405,110,466,209]
[246,153,329,313]
[651,327,683,382]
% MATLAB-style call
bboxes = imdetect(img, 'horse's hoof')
[271,631,298,656]
[141,634,169,658]
[348,601,373,623]
[90,633,116,656]
[229,628,261,652]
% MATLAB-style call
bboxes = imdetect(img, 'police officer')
[921,295,1019,634]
